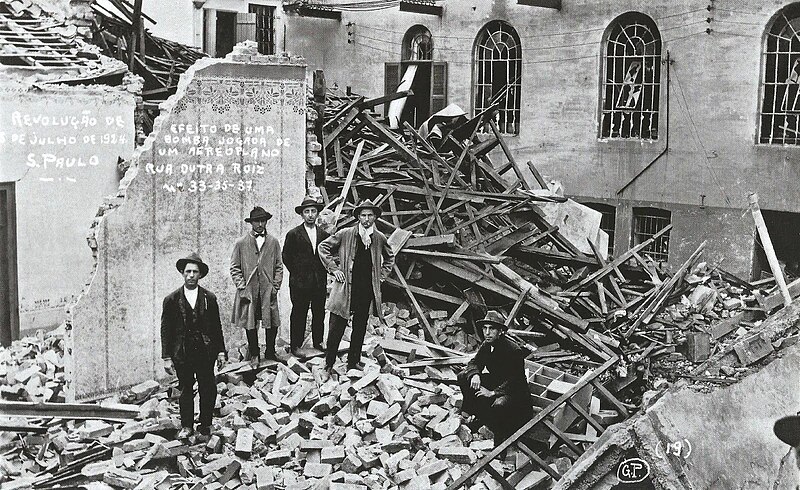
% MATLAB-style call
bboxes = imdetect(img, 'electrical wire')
[671,67,734,207]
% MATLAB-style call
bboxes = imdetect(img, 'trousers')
[457,370,530,445]
[289,285,326,350]
[174,336,216,429]
[325,290,372,369]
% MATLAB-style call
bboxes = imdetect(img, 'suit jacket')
[230,232,283,330]
[318,225,394,320]
[462,335,532,407]
[282,224,330,289]
[161,286,225,362]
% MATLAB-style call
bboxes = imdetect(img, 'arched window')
[403,25,433,61]
[600,12,661,140]
[474,20,522,135]
[760,3,800,144]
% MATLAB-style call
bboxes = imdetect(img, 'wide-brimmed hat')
[352,199,382,218]
[245,206,272,222]
[176,252,209,278]
[476,311,508,330]
[295,197,324,215]
[774,415,800,447]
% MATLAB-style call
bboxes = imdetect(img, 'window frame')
[599,12,662,141]
[758,3,800,145]
[631,206,672,263]
[472,20,523,135]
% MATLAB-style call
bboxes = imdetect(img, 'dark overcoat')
[160,286,225,362]
[282,224,330,289]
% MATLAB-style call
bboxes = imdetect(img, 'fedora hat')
[774,415,800,447]
[295,197,324,215]
[476,310,508,330]
[352,199,382,218]
[176,252,209,278]
[245,206,272,222]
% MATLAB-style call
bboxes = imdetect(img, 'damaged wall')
[0,82,134,335]
[68,53,308,401]
[283,0,796,277]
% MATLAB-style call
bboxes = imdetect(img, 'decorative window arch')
[600,12,662,140]
[759,3,800,144]
[402,25,433,61]
[473,20,522,135]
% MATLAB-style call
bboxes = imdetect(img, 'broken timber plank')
[392,264,440,344]
[568,225,673,292]
[0,401,139,421]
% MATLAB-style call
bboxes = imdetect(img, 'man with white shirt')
[318,199,394,371]
[161,253,225,439]
[230,206,283,364]
[283,197,330,356]
[458,311,532,446]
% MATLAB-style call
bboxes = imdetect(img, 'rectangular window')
[632,207,671,262]
[249,4,275,55]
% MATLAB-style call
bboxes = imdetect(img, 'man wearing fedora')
[282,197,330,356]
[161,253,226,438]
[230,206,284,364]
[318,199,394,371]
[458,310,533,446]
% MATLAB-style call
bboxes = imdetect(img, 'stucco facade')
[137,0,800,278]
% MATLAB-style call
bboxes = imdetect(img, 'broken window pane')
[632,207,671,263]
[584,202,617,256]
[600,13,661,140]
[474,21,522,135]
[759,4,800,145]
[403,25,433,61]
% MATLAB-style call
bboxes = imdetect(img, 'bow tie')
[254,233,265,237]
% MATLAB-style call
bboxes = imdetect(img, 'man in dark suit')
[161,253,226,439]
[458,311,533,446]
[282,197,330,356]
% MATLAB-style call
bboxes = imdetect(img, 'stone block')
[437,446,476,464]
[263,449,292,465]
[320,445,345,464]
[303,462,332,478]
[374,403,401,427]
[235,428,254,459]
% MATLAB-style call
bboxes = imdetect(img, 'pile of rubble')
[1,321,582,489]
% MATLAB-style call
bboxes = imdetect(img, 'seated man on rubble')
[458,311,533,446]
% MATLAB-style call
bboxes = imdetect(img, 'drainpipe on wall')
[616,50,672,196]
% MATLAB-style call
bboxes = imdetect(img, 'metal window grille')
[759,5,800,144]
[600,14,661,140]
[474,20,522,135]
[403,25,433,61]
[584,202,616,256]
[248,4,275,55]
[631,207,671,262]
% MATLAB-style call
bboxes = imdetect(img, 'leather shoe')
[177,427,194,439]
[197,425,212,437]
[347,361,365,371]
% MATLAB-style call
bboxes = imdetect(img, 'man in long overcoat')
[161,253,226,438]
[458,311,533,446]
[318,199,394,371]
[230,206,283,363]
[282,197,330,356]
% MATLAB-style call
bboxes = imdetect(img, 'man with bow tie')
[282,197,330,357]
[318,200,394,371]
[230,206,283,364]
